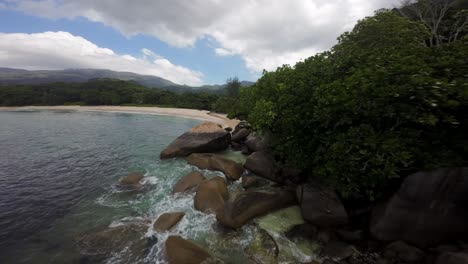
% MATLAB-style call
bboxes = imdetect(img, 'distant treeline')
[0,79,219,110]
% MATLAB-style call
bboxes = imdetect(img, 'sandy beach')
[0,106,239,128]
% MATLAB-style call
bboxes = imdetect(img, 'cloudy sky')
[0,0,400,85]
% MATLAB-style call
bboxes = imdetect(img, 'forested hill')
[0,68,254,94]
[0,79,219,110]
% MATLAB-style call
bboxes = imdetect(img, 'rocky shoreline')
[77,121,468,263]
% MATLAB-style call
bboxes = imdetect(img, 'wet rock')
[153,212,185,232]
[435,252,468,264]
[286,223,318,240]
[242,176,257,189]
[76,223,149,263]
[370,168,468,247]
[245,229,279,264]
[119,172,144,186]
[216,188,296,229]
[296,184,348,227]
[160,122,231,159]
[187,153,244,181]
[194,176,229,214]
[165,236,213,264]
[172,171,206,194]
[244,151,280,182]
[231,128,251,143]
[321,241,357,261]
[383,241,424,263]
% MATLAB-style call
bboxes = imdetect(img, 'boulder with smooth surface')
[244,151,280,182]
[231,128,251,143]
[245,133,269,152]
[153,212,185,232]
[370,168,468,247]
[296,184,348,227]
[165,236,213,264]
[187,153,244,181]
[194,176,229,214]
[160,122,230,159]
[172,171,206,194]
[216,188,296,228]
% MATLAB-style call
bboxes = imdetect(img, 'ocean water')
[0,110,316,264]
[0,111,249,263]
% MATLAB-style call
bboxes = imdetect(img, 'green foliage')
[0,79,219,110]
[230,10,468,200]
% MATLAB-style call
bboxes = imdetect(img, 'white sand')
[0,106,239,127]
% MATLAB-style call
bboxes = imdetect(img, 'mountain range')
[0,68,254,93]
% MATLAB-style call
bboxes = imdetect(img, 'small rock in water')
[119,172,144,186]
[153,212,185,232]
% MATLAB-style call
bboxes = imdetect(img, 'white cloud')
[6,0,401,72]
[0,31,203,86]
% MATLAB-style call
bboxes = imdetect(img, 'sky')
[0,0,400,86]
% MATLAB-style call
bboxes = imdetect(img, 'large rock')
[296,185,348,227]
[231,128,251,143]
[160,122,231,159]
[153,212,185,232]
[172,171,206,194]
[216,188,296,229]
[165,236,213,264]
[245,132,269,152]
[187,153,244,181]
[76,223,149,263]
[194,176,229,214]
[370,168,468,247]
[244,151,280,182]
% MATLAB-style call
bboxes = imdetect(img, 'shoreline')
[0,105,239,128]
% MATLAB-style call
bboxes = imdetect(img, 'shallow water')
[0,110,316,264]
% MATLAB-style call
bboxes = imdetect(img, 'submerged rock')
[153,212,185,232]
[194,176,229,214]
[172,171,206,194]
[187,153,244,181]
[245,229,279,264]
[244,151,280,182]
[160,122,231,159]
[296,184,348,227]
[370,167,468,247]
[165,236,214,264]
[76,223,149,263]
[216,188,296,229]
[119,172,144,186]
